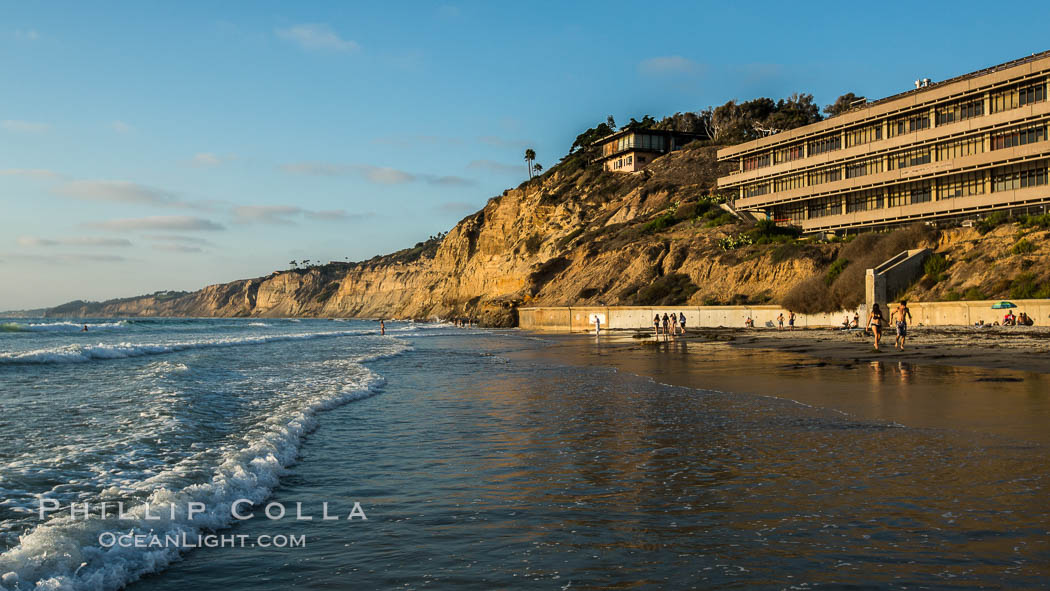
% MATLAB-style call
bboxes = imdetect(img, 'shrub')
[976,211,1009,235]
[923,253,949,276]
[944,290,963,301]
[824,258,849,285]
[963,286,987,300]
[1011,239,1037,255]
[632,273,700,306]
[1009,273,1050,299]
[1020,213,1050,229]
[643,212,677,234]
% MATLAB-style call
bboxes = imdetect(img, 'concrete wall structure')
[865,248,930,314]
[716,51,1050,233]
[519,300,1050,332]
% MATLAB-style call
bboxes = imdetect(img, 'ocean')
[1,318,1048,590]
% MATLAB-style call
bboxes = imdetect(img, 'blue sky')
[3,1,1048,310]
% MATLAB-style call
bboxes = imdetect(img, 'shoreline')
[582,324,1050,374]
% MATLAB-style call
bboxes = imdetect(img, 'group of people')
[839,313,861,330]
[653,312,687,340]
[1002,311,1035,326]
[866,300,912,352]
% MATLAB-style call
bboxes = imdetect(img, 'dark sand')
[515,327,1050,446]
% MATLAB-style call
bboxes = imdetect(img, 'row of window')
[743,124,1047,194]
[738,77,1048,172]
[768,162,1048,221]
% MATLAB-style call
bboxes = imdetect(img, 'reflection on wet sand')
[527,336,1050,446]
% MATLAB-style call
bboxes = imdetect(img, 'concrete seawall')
[519,300,1050,332]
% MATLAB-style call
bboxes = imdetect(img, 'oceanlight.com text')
[98,531,306,549]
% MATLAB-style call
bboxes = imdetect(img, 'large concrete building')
[716,51,1050,233]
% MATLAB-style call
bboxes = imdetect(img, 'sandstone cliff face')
[41,144,841,325]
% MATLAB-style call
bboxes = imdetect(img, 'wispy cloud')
[88,216,226,232]
[54,180,181,207]
[233,205,373,225]
[1,120,50,133]
[111,120,133,134]
[190,152,237,167]
[436,201,477,214]
[0,168,65,180]
[467,159,522,175]
[143,234,218,248]
[371,134,462,148]
[276,24,359,52]
[638,55,704,77]
[13,29,39,41]
[280,162,475,187]
[6,253,129,264]
[478,135,533,149]
[152,244,204,253]
[17,236,132,248]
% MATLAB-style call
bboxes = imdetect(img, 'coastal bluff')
[31,141,1050,325]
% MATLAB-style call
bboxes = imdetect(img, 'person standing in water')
[81,324,88,332]
[788,312,796,330]
[866,304,884,351]
[380,320,385,335]
[593,314,601,336]
[777,313,784,330]
[893,300,912,351]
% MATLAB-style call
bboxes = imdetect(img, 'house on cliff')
[593,128,706,173]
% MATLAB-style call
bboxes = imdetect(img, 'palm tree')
[289,260,297,268]
[533,163,543,176]
[524,148,536,179]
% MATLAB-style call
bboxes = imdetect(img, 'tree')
[824,92,863,117]
[606,115,616,130]
[524,148,536,179]
[533,163,543,176]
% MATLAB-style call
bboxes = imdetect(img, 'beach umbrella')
[991,301,1017,309]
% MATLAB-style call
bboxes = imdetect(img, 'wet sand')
[515,329,1050,446]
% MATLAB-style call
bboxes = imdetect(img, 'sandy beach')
[613,324,1050,374]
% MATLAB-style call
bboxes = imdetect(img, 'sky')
[3,0,1049,310]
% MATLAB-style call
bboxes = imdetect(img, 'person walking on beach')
[678,312,686,336]
[788,312,796,330]
[670,313,679,336]
[662,313,671,341]
[893,300,912,351]
[593,314,601,336]
[653,314,661,338]
[866,304,884,351]
[777,313,784,330]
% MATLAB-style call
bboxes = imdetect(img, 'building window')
[743,152,771,171]
[846,188,884,213]
[936,171,985,200]
[844,124,882,147]
[992,160,1049,192]
[888,147,932,170]
[991,123,1047,150]
[887,181,933,207]
[990,79,1047,113]
[935,99,984,125]
[887,111,930,137]
[772,203,807,225]
[936,135,984,161]
[744,182,771,198]
[774,173,806,192]
[774,144,805,164]
[807,134,841,156]
[807,196,842,219]
[845,156,885,179]
[807,167,842,186]
[626,155,633,165]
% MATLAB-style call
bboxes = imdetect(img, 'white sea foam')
[0,330,369,366]
[0,321,128,333]
[247,322,269,327]
[0,341,407,591]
